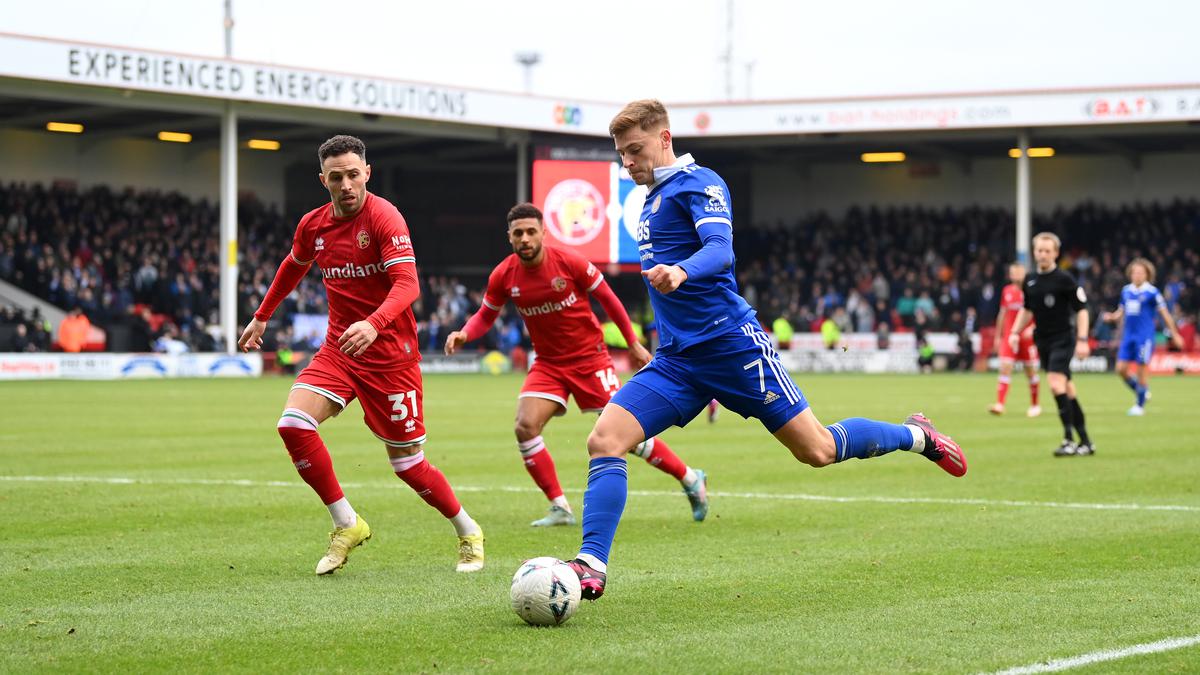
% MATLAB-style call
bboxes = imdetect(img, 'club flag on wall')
[532,159,643,264]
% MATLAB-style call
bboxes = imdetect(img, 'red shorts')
[520,353,620,415]
[999,332,1038,363]
[293,347,426,448]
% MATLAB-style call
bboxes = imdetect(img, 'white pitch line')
[984,633,1200,674]
[2,475,1198,513]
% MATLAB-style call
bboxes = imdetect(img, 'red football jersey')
[1000,283,1034,335]
[482,246,606,364]
[292,193,419,368]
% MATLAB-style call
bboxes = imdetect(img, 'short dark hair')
[506,202,543,227]
[318,135,366,166]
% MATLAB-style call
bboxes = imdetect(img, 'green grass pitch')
[2,372,1198,673]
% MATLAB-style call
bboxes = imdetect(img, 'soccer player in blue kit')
[1100,258,1184,416]
[565,99,969,600]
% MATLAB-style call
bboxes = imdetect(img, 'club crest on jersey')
[551,277,567,292]
[510,286,521,297]
[704,185,728,212]
[651,195,662,214]
[315,237,325,251]
[357,230,370,249]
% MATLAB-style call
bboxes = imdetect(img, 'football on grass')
[510,557,582,626]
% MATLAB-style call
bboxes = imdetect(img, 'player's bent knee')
[790,441,836,468]
[586,427,630,459]
[277,407,319,441]
[513,418,542,442]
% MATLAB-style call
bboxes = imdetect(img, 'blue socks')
[1125,377,1148,406]
[578,457,628,565]
[827,418,915,462]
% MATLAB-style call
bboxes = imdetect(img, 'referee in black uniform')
[1008,232,1095,456]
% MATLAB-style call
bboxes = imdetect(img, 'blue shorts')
[1117,336,1154,365]
[611,322,809,438]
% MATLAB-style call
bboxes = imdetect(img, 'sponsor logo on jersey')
[704,185,728,213]
[510,286,521,297]
[321,261,383,279]
[357,230,370,249]
[1044,294,1056,308]
[517,291,578,317]
[315,237,325,251]
[1076,287,1087,303]
[391,234,411,250]
[551,277,567,292]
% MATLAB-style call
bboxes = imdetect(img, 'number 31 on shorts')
[388,390,420,421]
[594,367,620,395]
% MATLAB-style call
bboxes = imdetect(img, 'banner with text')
[0,353,263,380]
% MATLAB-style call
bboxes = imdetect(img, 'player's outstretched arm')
[444,330,469,355]
[592,279,651,369]
[238,318,267,352]
[1157,304,1185,349]
[1100,306,1124,323]
[449,302,501,355]
[669,221,734,292]
[243,254,313,352]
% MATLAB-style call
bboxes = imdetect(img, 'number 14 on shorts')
[594,368,619,395]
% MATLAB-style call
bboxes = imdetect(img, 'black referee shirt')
[1023,267,1086,338]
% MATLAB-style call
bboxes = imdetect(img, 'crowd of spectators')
[0,305,53,352]
[735,201,1199,346]
[1,180,1196,355]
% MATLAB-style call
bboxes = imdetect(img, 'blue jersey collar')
[649,153,695,189]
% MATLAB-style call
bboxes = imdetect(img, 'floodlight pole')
[219,0,239,353]
[516,141,529,203]
[1015,130,1031,266]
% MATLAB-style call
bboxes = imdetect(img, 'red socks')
[518,436,565,501]
[277,408,344,505]
[391,452,463,518]
[634,437,687,481]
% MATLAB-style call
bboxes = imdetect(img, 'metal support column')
[1015,130,1031,266]
[516,140,529,204]
[218,0,238,352]
[219,105,238,352]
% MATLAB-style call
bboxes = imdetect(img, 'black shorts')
[1035,332,1074,377]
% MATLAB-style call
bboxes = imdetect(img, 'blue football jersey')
[1121,283,1163,340]
[638,154,755,353]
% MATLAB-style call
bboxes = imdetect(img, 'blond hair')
[609,99,670,137]
[1032,232,1061,251]
[1127,257,1156,283]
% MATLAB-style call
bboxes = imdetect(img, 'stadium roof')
[2,32,1199,141]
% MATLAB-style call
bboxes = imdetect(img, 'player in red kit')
[445,203,708,527]
[238,135,484,575]
[990,262,1041,417]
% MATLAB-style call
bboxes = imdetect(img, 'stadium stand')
[1,181,1196,356]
